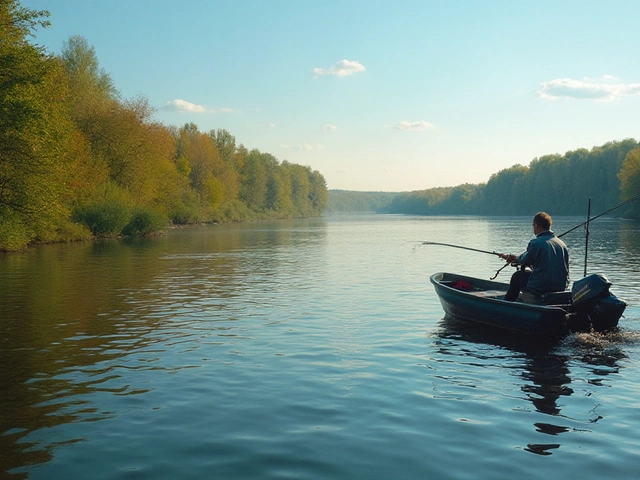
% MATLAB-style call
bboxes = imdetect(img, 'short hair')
[533,212,552,230]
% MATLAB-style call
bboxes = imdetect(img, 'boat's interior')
[440,279,572,307]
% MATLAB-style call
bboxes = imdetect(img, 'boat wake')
[567,327,640,347]
[557,327,640,368]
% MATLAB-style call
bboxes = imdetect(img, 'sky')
[22,0,640,192]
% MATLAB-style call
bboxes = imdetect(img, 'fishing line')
[558,192,640,238]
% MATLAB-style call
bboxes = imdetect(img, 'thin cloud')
[395,120,435,131]
[280,143,323,151]
[322,124,338,131]
[297,143,323,151]
[161,99,236,114]
[313,59,366,77]
[162,99,207,113]
[537,77,640,101]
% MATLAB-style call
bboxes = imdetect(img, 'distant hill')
[326,190,400,213]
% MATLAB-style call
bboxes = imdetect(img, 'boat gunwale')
[429,272,571,313]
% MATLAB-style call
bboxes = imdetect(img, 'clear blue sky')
[23,0,640,192]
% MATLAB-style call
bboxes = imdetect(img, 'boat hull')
[430,272,625,336]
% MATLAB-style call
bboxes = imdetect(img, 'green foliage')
[619,147,640,219]
[0,0,87,248]
[1,3,329,252]
[388,139,640,216]
[482,165,529,214]
[73,201,131,237]
[0,0,50,42]
[42,219,92,243]
[202,175,224,210]
[212,200,254,223]
[326,190,398,213]
[122,208,168,236]
[240,149,269,212]
[266,171,292,213]
[308,170,328,213]
[169,190,201,225]
[0,208,31,251]
[61,34,117,115]
[72,184,132,236]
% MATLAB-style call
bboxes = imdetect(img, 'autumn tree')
[239,149,269,213]
[173,124,225,219]
[308,168,328,214]
[0,1,90,250]
[266,168,293,214]
[61,34,117,118]
[1,4,329,248]
[619,147,640,218]
[210,129,240,207]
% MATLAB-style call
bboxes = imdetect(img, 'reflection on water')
[0,218,329,477]
[433,315,632,457]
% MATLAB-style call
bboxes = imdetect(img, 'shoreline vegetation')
[328,138,640,219]
[0,2,328,252]
[2,2,639,252]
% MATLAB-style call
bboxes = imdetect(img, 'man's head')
[533,212,552,233]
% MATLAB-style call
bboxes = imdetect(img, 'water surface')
[1,215,640,479]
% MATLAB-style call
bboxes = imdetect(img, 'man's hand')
[498,253,518,263]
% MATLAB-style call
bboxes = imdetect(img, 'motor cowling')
[571,274,613,307]
[570,273,627,331]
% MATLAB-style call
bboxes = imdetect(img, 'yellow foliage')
[619,147,640,200]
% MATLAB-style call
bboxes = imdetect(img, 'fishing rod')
[584,198,591,277]
[421,192,640,280]
[557,192,640,238]
[559,193,640,277]
[420,241,512,280]
[420,241,501,257]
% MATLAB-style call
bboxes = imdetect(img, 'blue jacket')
[518,230,569,294]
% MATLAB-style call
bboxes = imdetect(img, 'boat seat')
[521,290,572,306]
[542,291,572,305]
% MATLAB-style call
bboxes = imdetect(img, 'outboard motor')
[571,274,627,331]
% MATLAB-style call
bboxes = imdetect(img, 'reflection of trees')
[434,317,625,457]
[620,221,640,267]
[0,218,328,477]
[0,238,169,477]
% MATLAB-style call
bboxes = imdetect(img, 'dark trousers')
[505,269,531,301]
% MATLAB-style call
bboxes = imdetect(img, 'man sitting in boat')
[498,212,569,302]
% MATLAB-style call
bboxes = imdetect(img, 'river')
[1,214,640,479]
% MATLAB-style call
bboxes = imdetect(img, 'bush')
[122,208,168,236]
[214,200,256,222]
[73,201,131,237]
[169,191,201,224]
[72,183,134,237]
[0,210,32,251]
[35,218,93,243]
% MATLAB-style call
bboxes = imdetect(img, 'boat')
[430,272,627,336]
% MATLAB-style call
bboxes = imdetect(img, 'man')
[499,212,569,302]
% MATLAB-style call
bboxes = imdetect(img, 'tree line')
[325,190,399,213]
[331,139,640,218]
[0,1,327,251]
[386,139,640,217]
